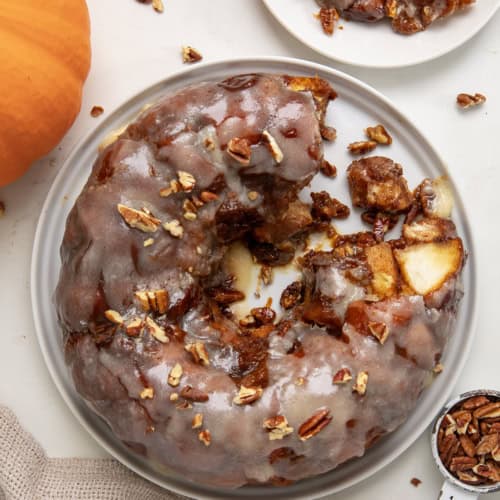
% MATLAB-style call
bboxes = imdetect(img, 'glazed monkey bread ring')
[56,74,466,488]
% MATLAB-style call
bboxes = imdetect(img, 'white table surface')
[1,1,499,499]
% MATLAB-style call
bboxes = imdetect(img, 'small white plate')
[263,0,500,68]
[31,57,477,499]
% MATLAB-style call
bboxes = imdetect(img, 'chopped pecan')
[361,210,399,234]
[473,462,500,482]
[385,0,399,18]
[183,198,198,214]
[471,420,481,440]
[320,125,337,142]
[190,196,204,208]
[366,125,392,145]
[443,414,457,436]
[449,456,478,472]
[441,434,461,468]
[250,307,276,325]
[433,363,444,374]
[135,289,169,314]
[239,315,257,328]
[367,322,389,344]
[410,477,421,487]
[476,433,498,455]
[204,136,216,151]
[311,191,350,221]
[375,212,399,242]
[152,0,164,13]
[177,170,196,191]
[439,432,456,454]
[453,411,472,435]
[459,434,477,458]
[163,219,184,238]
[318,7,339,35]
[182,46,203,64]
[233,385,263,405]
[481,422,490,435]
[90,105,104,118]
[200,191,219,203]
[348,140,377,155]
[183,211,197,221]
[134,291,150,311]
[153,289,169,313]
[117,204,160,233]
[280,281,304,310]
[208,286,245,305]
[198,429,211,446]
[353,371,368,395]
[104,309,123,325]
[474,403,500,419]
[262,130,284,164]
[247,191,259,201]
[185,342,210,366]
[457,470,482,484]
[258,265,273,287]
[298,409,332,441]
[192,413,203,429]
[333,368,352,384]
[227,137,251,165]
[145,317,169,343]
[462,396,491,410]
[159,180,181,197]
[457,93,486,109]
[167,363,183,387]
[468,423,479,436]
[140,387,154,399]
[320,159,337,178]
[263,415,294,441]
[125,317,143,337]
[180,385,209,402]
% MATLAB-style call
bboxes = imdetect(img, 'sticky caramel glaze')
[56,74,464,488]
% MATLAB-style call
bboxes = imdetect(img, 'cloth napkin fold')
[0,406,185,500]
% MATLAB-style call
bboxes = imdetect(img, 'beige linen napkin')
[0,406,186,500]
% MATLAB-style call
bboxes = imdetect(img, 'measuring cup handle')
[439,479,478,500]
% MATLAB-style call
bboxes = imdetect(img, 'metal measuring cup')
[431,389,500,500]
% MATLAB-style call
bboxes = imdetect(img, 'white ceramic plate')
[263,0,500,68]
[31,57,477,499]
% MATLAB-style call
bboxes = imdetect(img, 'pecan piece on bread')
[298,409,332,441]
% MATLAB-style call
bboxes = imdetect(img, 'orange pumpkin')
[0,0,91,187]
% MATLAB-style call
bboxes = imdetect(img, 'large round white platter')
[31,57,477,499]
[263,0,500,68]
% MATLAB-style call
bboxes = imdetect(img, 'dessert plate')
[31,57,477,499]
[263,0,500,68]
